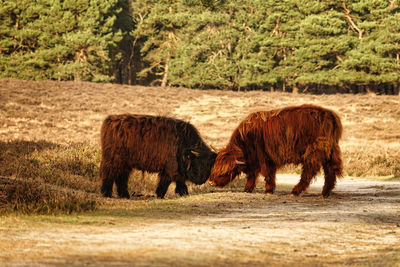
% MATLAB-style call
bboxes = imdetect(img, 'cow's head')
[184,148,217,185]
[208,148,245,187]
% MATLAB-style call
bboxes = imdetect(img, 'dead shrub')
[0,140,100,194]
[0,177,97,214]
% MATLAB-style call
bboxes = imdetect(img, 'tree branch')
[270,17,280,37]
[343,3,363,39]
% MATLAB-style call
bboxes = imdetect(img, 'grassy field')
[0,78,399,210]
[0,79,399,266]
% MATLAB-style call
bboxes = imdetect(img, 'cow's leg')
[101,177,114,198]
[115,168,131,199]
[262,163,277,194]
[100,160,115,198]
[156,172,172,199]
[321,162,336,198]
[244,170,259,193]
[291,162,321,196]
[322,145,343,197]
[175,179,189,196]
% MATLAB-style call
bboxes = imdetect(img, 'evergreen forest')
[1,0,400,94]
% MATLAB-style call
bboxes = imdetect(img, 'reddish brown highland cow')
[208,104,343,197]
[100,114,216,199]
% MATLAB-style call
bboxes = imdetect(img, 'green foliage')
[0,0,399,93]
[0,0,128,82]
[129,0,399,93]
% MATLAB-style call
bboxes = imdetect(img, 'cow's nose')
[208,180,216,186]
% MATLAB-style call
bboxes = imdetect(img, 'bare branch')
[343,3,363,39]
[270,17,280,37]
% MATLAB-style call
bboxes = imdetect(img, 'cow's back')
[101,114,182,173]
[236,105,342,166]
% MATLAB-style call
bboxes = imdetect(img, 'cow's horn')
[210,144,218,152]
[236,160,246,165]
[191,150,200,156]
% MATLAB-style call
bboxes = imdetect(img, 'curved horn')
[235,160,246,165]
[191,150,200,156]
[210,144,218,152]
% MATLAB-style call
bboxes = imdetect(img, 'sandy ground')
[1,175,399,266]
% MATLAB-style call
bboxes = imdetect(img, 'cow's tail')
[327,109,343,178]
[330,143,343,178]
[330,110,343,145]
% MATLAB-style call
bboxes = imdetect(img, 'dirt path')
[1,176,399,266]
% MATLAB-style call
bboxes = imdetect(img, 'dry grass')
[0,78,399,213]
[0,140,99,214]
[0,177,96,214]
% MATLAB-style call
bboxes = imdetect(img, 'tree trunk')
[161,3,174,88]
[292,84,298,94]
[161,63,169,88]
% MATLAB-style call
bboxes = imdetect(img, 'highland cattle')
[208,105,343,197]
[100,114,216,198]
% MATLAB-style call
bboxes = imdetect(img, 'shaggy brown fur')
[208,104,343,197]
[100,114,216,198]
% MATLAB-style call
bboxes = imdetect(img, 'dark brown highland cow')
[100,114,216,198]
[208,104,343,197]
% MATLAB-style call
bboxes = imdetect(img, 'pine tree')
[130,0,178,87]
[294,2,355,93]
[167,0,304,91]
[1,0,399,93]
[168,1,241,89]
[0,0,125,81]
[342,0,400,93]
